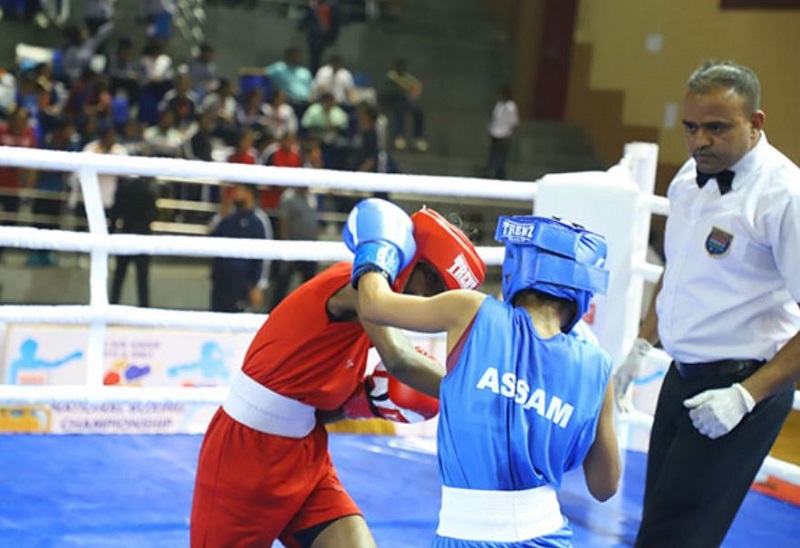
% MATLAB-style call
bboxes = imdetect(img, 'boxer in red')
[190,201,487,547]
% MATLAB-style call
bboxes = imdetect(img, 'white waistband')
[436,484,564,542]
[223,369,316,438]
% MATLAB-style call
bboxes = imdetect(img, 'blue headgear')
[494,215,609,332]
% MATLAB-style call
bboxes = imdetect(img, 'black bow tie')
[697,170,735,195]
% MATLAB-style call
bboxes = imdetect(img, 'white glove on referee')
[683,383,756,439]
[612,338,653,413]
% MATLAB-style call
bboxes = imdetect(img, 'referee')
[614,60,800,547]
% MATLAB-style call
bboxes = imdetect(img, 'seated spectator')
[300,92,348,144]
[348,104,379,173]
[187,43,219,98]
[301,91,349,169]
[182,111,216,205]
[262,89,298,141]
[265,133,302,168]
[84,75,113,125]
[201,77,238,145]
[235,87,268,136]
[384,58,427,152]
[227,128,257,166]
[265,47,313,112]
[107,37,142,106]
[311,53,356,109]
[159,73,199,135]
[119,118,146,156]
[0,68,16,117]
[143,110,184,157]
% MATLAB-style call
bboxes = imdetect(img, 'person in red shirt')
[190,206,487,547]
[0,106,38,260]
[261,132,301,211]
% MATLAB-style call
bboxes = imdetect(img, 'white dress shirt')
[657,133,800,363]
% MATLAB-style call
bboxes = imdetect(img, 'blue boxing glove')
[343,198,417,288]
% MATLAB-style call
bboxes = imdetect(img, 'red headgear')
[393,207,487,292]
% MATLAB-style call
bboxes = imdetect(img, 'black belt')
[674,359,765,381]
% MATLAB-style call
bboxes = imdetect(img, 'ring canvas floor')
[0,433,796,547]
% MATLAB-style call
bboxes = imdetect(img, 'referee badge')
[705,226,733,256]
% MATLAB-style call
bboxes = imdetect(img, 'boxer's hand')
[342,356,439,423]
[612,338,653,413]
[342,198,416,289]
[683,383,755,439]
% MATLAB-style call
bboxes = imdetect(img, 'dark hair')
[686,60,761,115]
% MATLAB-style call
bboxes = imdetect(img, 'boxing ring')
[0,145,797,547]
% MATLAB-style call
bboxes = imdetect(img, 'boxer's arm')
[357,272,483,334]
[341,354,440,423]
[361,320,443,399]
[582,381,621,501]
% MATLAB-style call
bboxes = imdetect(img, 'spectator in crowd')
[299,0,341,75]
[265,47,313,112]
[29,119,77,266]
[200,77,238,145]
[268,184,319,310]
[158,73,199,135]
[235,87,268,137]
[143,109,184,157]
[118,118,146,156]
[108,177,159,307]
[485,83,518,180]
[187,43,219,98]
[262,89,298,141]
[384,58,427,152]
[0,106,38,261]
[264,133,302,169]
[348,103,379,172]
[208,183,273,313]
[311,53,356,109]
[83,0,115,45]
[61,21,114,85]
[84,75,113,125]
[37,0,71,28]
[0,68,16,117]
[300,91,348,168]
[140,0,175,42]
[80,124,127,213]
[182,110,216,206]
[138,39,174,125]
[227,128,257,166]
[107,37,142,106]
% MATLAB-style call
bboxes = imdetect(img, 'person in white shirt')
[79,125,127,212]
[485,84,518,180]
[613,60,800,548]
[311,54,356,108]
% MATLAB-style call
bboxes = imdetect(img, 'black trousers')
[635,363,794,548]
[486,137,511,180]
[110,255,151,307]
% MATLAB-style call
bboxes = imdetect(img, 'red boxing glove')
[342,348,440,423]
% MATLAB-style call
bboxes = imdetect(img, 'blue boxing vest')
[438,297,612,492]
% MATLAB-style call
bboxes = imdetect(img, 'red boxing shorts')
[190,408,362,547]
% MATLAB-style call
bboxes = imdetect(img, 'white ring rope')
[0,145,796,489]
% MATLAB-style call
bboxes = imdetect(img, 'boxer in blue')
[344,201,620,547]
